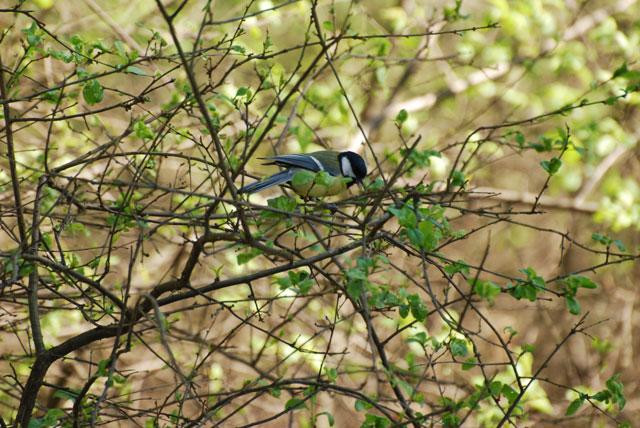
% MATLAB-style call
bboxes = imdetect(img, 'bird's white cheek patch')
[341,156,355,178]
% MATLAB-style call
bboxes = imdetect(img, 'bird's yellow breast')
[290,170,350,197]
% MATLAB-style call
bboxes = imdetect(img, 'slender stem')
[27,178,46,355]
[0,55,27,243]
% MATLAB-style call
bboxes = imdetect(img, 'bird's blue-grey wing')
[238,169,294,194]
[262,154,323,172]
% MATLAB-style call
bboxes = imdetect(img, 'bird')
[238,150,367,197]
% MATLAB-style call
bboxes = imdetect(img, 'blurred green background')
[0,0,639,426]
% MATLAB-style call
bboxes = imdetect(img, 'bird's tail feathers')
[238,170,293,194]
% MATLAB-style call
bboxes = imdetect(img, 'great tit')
[239,150,367,197]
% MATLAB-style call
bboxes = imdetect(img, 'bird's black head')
[339,151,368,186]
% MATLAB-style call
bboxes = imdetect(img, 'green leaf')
[76,67,90,80]
[419,220,438,250]
[398,304,409,318]
[566,396,585,416]
[346,276,365,300]
[395,109,408,124]
[489,381,503,396]
[604,96,618,105]
[444,260,470,276]
[44,408,65,424]
[23,21,43,48]
[262,33,273,51]
[125,66,147,76]
[462,357,477,370]
[277,270,314,295]
[91,40,109,54]
[451,170,466,187]
[41,89,62,103]
[354,399,372,411]
[235,86,251,98]
[144,418,158,428]
[471,279,501,303]
[269,387,281,398]
[369,285,402,309]
[591,390,610,402]
[345,259,372,302]
[285,397,306,411]
[388,205,417,228]
[612,239,627,252]
[501,384,519,403]
[540,157,562,175]
[563,275,598,291]
[612,63,629,79]
[291,124,313,151]
[443,0,464,21]
[407,219,440,251]
[65,222,88,236]
[362,413,391,428]
[346,267,367,281]
[406,331,428,346]
[393,375,414,396]
[611,63,640,81]
[565,294,581,315]
[53,388,79,402]
[442,412,460,428]
[401,148,441,170]
[508,281,537,302]
[407,294,428,322]
[450,338,468,357]
[510,267,545,302]
[236,248,262,265]
[325,367,338,382]
[48,48,73,63]
[295,279,313,294]
[261,195,298,221]
[522,343,536,353]
[113,40,127,58]
[407,227,424,249]
[83,78,104,105]
[591,336,612,354]
[591,233,612,246]
[317,411,335,426]
[97,359,110,377]
[606,373,626,410]
[529,136,554,152]
[134,120,154,140]
[267,195,297,212]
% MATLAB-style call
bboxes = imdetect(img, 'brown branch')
[0,55,27,244]
[497,315,589,427]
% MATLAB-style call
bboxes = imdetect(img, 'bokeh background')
[1,0,639,426]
